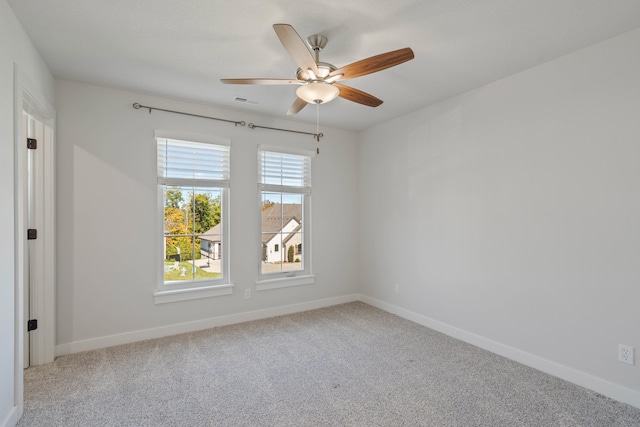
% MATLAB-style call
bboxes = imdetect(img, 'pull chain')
[316,102,321,153]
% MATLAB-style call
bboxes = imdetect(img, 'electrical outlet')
[244,289,252,299]
[619,344,634,365]
[394,283,400,295]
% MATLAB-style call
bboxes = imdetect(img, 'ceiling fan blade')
[273,24,319,75]
[334,84,383,107]
[287,97,308,115]
[221,78,301,85]
[330,47,414,81]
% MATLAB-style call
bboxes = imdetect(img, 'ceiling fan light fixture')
[296,82,340,104]
[317,65,332,78]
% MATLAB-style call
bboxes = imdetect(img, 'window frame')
[256,145,315,290]
[155,130,233,304]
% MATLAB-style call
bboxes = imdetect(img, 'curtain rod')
[247,123,322,142]
[133,103,245,126]
[132,103,323,141]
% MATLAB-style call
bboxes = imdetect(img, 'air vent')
[234,96,260,105]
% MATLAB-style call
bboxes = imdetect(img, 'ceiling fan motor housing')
[296,62,337,81]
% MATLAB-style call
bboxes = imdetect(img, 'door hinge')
[27,229,38,240]
[27,319,38,332]
[27,138,37,149]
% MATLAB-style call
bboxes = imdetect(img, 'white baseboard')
[0,406,17,427]
[55,294,360,357]
[359,294,640,410]
[53,293,640,410]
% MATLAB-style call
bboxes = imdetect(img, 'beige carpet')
[18,302,640,426]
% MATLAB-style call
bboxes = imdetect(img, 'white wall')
[8,0,639,416]
[0,1,54,425]
[54,80,359,351]
[358,27,640,407]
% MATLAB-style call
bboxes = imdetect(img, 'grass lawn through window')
[164,261,221,281]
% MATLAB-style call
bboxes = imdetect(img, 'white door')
[23,111,48,368]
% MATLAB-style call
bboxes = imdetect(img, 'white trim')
[13,65,56,423]
[359,294,640,410]
[256,274,315,291]
[0,407,17,427]
[56,294,360,356]
[154,283,234,304]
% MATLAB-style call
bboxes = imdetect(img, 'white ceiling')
[9,0,640,131]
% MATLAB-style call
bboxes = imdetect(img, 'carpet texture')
[18,302,640,426]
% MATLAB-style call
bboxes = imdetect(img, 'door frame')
[14,65,56,419]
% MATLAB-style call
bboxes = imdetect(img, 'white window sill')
[154,283,234,304]
[256,275,315,291]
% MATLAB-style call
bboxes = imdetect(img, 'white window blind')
[157,138,230,187]
[258,149,312,193]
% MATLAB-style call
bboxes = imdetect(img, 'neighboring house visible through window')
[258,146,315,289]
[262,203,302,264]
[155,131,232,303]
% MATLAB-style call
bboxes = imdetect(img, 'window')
[155,131,231,303]
[258,146,315,289]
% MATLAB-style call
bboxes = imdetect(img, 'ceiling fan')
[221,24,415,115]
